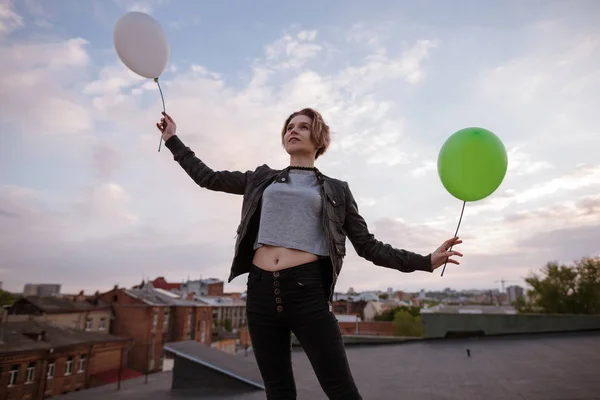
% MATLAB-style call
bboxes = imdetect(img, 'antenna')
[494,277,517,293]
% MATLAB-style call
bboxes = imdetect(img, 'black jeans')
[246,261,362,400]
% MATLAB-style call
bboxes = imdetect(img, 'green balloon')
[437,127,508,202]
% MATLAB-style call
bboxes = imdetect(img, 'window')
[8,364,19,387]
[187,311,193,339]
[78,355,87,373]
[200,321,206,344]
[159,355,164,369]
[99,318,106,330]
[26,362,35,384]
[47,361,55,379]
[152,310,159,330]
[148,358,154,371]
[163,310,169,330]
[65,356,73,375]
[85,317,92,331]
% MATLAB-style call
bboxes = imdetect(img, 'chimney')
[186,292,196,301]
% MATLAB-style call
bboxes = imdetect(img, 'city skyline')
[8,276,525,298]
[1,0,599,294]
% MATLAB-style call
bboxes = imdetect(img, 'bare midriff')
[252,245,319,272]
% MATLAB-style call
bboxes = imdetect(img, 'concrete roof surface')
[55,331,600,399]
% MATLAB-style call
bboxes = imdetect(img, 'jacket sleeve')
[342,181,433,273]
[165,135,251,195]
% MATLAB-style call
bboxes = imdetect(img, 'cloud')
[0,182,237,292]
[2,5,599,297]
[113,0,167,14]
[265,30,323,69]
[0,19,439,293]
[336,191,600,292]
[0,36,92,136]
[468,164,600,216]
[0,0,23,34]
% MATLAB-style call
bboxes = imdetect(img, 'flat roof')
[55,331,600,399]
[0,321,130,354]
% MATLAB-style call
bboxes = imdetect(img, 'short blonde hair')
[281,108,331,159]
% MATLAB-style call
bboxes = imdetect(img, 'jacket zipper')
[320,185,337,305]
[236,175,277,256]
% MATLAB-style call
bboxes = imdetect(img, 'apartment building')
[181,278,224,297]
[5,296,112,333]
[0,321,131,399]
[195,296,246,331]
[22,284,61,297]
[98,283,213,374]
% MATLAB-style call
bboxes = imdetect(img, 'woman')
[156,109,463,399]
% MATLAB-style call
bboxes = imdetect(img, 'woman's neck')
[289,155,315,169]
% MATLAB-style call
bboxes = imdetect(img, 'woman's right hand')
[156,112,177,142]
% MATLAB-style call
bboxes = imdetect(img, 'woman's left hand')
[430,237,463,271]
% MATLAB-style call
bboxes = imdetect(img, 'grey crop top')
[253,169,329,256]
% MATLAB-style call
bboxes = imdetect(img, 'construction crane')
[495,277,517,293]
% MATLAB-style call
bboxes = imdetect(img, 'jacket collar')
[274,165,325,184]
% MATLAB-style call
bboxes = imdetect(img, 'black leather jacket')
[165,136,433,301]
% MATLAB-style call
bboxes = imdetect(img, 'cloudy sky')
[1,0,599,295]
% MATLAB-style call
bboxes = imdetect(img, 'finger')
[449,236,460,244]
[163,112,174,123]
[444,237,462,250]
[442,237,456,248]
[156,123,164,132]
[443,251,463,258]
[437,258,460,267]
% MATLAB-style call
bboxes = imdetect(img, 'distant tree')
[515,256,600,314]
[223,319,233,332]
[393,310,423,337]
[378,293,389,300]
[0,289,17,307]
[374,305,421,322]
[373,309,394,321]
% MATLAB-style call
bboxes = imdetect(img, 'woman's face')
[283,114,317,157]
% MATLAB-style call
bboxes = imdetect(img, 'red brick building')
[98,284,213,375]
[337,321,396,336]
[332,299,368,320]
[0,321,132,399]
[147,277,182,292]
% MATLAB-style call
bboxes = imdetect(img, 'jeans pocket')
[295,277,323,288]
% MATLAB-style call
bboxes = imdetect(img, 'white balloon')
[113,11,169,79]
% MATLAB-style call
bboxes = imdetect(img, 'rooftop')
[54,331,600,399]
[421,304,518,314]
[0,321,130,354]
[123,285,204,307]
[12,296,110,314]
[195,296,247,307]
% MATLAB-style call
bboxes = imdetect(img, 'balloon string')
[155,78,166,152]
[441,200,466,277]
